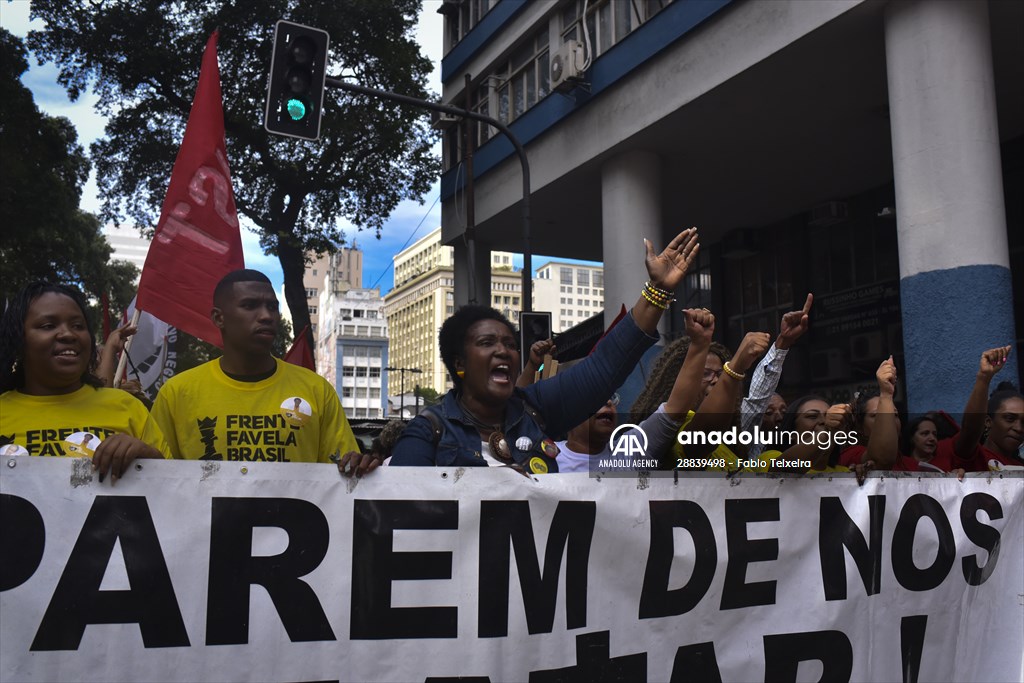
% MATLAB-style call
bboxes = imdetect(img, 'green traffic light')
[286,98,307,121]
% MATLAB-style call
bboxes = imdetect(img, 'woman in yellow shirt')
[0,282,169,482]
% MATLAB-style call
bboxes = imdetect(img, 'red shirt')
[839,444,921,471]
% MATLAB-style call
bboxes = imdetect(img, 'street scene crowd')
[2,227,1021,481]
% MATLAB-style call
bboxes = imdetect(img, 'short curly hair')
[0,281,102,393]
[438,305,517,389]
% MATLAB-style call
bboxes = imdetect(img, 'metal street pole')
[385,366,422,418]
[324,77,533,312]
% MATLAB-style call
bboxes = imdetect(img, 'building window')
[355,367,368,378]
[577,269,590,286]
[308,306,317,316]
[342,366,354,377]
[560,267,573,285]
[370,367,381,379]
[306,288,317,299]
[370,388,381,399]
[342,387,353,398]
[593,272,603,288]
[355,387,368,398]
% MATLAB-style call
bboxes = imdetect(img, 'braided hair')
[0,281,102,393]
[630,338,731,421]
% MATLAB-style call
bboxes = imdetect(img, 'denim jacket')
[389,311,658,469]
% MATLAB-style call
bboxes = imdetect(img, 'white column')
[885,0,1017,414]
[601,150,663,332]
[885,0,1008,277]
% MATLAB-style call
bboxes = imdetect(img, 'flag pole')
[112,309,142,387]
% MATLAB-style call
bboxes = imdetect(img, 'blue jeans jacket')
[389,311,658,469]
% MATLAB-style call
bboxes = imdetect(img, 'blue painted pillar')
[885,0,1018,414]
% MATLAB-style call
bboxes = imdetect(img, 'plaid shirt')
[740,345,787,458]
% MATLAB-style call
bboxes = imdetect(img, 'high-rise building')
[532,261,604,333]
[384,227,521,394]
[317,284,388,419]
[102,225,150,282]
[282,246,363,337]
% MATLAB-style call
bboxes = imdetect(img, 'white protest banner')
[1,455,1021,683]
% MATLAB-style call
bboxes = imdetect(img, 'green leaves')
[27,0,440,338]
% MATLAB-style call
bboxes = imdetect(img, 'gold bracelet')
[641,288,670,309]
[722,361,745,380]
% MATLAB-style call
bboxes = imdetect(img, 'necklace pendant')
[489,431,512,462]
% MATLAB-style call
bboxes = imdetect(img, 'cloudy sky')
[1,0,597,301]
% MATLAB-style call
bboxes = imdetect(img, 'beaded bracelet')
[642,281,674,309]
[641,287,670,309]
[722,361,745,380]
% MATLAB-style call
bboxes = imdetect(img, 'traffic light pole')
[324,77,533,312]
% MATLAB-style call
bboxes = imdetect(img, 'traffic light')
[519,312,552,370]
[265,20,330,140]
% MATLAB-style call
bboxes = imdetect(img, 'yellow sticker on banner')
[529,457,549,474]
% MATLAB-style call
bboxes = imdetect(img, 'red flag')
[284,324,315,372]
[136,31,244,346]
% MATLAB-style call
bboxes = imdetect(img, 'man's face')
[762,394,787,429]
[212,281,280,354]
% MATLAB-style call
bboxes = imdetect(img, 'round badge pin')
[529,456,549,474]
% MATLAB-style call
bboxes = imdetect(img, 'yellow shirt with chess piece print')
[151,358,358,463]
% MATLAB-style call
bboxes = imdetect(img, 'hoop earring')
[456,370,465,378]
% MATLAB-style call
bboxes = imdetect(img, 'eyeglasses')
[702,368,723,381]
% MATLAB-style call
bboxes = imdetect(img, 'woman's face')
[457,319,521,406]
[986,397,1024,457]
[794,400,830,434]
[911,419,939,460]
[21,292,92,395]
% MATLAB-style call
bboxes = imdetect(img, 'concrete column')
[885,0,1017,414]
[601,150,664,333]
[452,240,491,309]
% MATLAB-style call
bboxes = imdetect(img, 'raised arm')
[954,345,1012,461]
[664,309,714,416]
[632,228,700,335]
[516,338,556,388]
[95,322,137,387]
[525,228,701,433]
[740,294,812,432]
[865,356,900,467]
[683,331,771,458]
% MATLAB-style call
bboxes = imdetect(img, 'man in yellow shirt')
[152,270,358,463]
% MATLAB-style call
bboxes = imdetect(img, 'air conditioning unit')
[430,111,460,131]
[550,40,584,92]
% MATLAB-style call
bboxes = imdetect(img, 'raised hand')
[732,332,772,374]
[824,403,851,431]
[776,293,813,350]
[683,308,715,347]
[876,355,897,397]
[979,345,1012,379]
[528,339,556,368]
[644,227,700,292]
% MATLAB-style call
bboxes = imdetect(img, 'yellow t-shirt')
[151,358,358,463]
[673,411,772,473]
[0,385,169,458]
